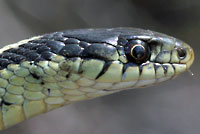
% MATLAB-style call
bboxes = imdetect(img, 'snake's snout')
[175,40,194,69]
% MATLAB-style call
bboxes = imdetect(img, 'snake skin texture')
[0,28,194,130]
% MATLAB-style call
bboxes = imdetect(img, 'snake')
[0,27,194,130]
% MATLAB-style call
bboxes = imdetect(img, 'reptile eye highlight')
[125,40,150,64]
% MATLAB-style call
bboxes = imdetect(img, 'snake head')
[114,28,194,89]
[58,28,194,92]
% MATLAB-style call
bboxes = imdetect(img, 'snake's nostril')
[177,48,186,60]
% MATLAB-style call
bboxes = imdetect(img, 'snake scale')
[0,28,194,130]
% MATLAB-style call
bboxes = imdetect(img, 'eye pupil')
[131,45,145,59]
[124,40,150,64]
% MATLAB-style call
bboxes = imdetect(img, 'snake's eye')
[125,40,150,64]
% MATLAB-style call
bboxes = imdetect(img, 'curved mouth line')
[137,62,187,82]
[151,61,187,65]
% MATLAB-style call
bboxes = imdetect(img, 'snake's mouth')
[95,61,189,91]
[94,40,195,90]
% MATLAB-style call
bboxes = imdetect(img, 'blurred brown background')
[0,0,200,134]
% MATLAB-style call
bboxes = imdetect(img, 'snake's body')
[0,28,194,130]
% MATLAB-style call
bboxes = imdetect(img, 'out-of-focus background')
[0,0,200,134]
